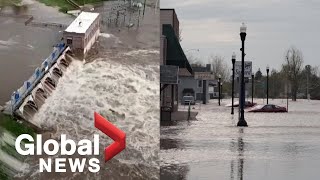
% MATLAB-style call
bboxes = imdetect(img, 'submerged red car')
[248,104,287,113]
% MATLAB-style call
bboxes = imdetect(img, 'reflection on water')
[237,128,244,180]
[161,99,320,180]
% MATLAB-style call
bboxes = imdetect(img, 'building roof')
[65,12,99,34]
[179,68,193,77]
[191,64,211,72]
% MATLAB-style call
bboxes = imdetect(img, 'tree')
[300,65,320,99]
[281,47,304,101]
[269,69,285,98]
[208,55,231,82]
[186,54,202,66]
[255,68,262,80]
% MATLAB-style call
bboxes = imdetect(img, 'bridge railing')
[10,43,66,113]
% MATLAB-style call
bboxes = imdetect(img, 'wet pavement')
[160,98,320,180]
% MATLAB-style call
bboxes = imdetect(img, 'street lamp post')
[218,75,221,106]
[237,23,248,127]
[251,73,254,105]
[221,82,223,102]
[231,52,236,115]
[266,65,270,104]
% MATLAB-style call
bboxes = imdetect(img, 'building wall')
[160,9,179,37]
[161,84,178,112]
[160,35,167,65]
[160,9,180,113]
[179,76,209,103]
[63,32,84,50]
[63,14,101,57]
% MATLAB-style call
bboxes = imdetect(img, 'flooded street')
[161,99,320,180]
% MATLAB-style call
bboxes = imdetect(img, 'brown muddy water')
[1,0,160,179]
[161,98,320,180]
[0,0,73,104]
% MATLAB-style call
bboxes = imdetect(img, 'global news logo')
[14,112,126,173]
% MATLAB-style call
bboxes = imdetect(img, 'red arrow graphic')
[94,112,126,162]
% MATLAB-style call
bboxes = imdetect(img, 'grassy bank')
[0,113,35,180]
[37,0,107,12]
[0,0,21,7]
[0,113,35,137]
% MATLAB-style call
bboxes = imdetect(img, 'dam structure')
[63,11,101,57]
[8,12,100,123]
[9,43,72,120]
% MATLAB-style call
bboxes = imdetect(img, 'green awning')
[162,24,193,74]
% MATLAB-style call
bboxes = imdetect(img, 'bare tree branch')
[207,55,231,82]
[282,46,304,101]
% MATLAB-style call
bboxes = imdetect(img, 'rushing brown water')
[161,98,320,180]
[0,0,73,104]
[1,0,160,179]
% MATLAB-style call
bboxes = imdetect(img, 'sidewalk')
[171,110,198,121]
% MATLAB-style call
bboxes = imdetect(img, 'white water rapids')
[17,33,160,179]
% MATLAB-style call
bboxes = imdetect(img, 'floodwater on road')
[161,98,320,180]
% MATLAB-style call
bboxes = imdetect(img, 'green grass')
[0,113,34,179]
[0,161,10,180]
[0,0,22,7]
[1,142,25,161]
[37,0,74,12]
[37,0,107,13]
[0,113,35,138]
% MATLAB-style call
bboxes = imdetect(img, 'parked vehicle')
[247,104,287,113]
[182,96,195,105]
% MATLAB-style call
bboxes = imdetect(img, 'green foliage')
[0,113,35,137]
[1,142,24,161]
[37,0,74,12]
[0,0,21,7]
[0,161,9,180]
[255,68,262,80]
[37,0,107,12]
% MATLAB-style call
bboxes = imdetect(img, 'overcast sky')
[161,0,320,73]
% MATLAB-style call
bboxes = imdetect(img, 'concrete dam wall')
[9,42,73,121]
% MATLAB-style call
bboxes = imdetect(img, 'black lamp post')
[221,82,223,101]
[266,65,269,104]
[237,23,248,127]
[251,73,254,105]
[231,52,236,115]
[218,75,221,106]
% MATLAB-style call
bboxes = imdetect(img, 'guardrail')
[10,43,66,113]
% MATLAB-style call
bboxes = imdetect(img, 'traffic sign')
[160,65,179,84]
[235,61,252,78]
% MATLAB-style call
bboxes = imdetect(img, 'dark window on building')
[198,80,202,87]
[67,37,73,45]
